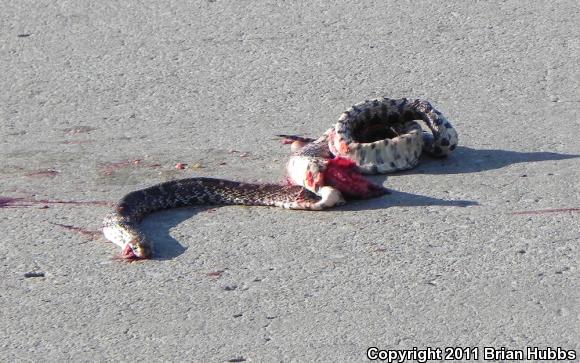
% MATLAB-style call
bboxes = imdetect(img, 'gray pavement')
[1,0,579,361]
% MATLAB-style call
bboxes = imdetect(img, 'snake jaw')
[120,244,139,260]
[120,239,152,260]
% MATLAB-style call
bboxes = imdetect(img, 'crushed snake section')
[103,97,458,260]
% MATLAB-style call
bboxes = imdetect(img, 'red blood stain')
[25,169,60,178]
[100,159,143,175]
[512,208,580,215]
[49,222,101,240]
[207,271,224,278]
[112,254,145,263]
[35,199,110,206]
[305,170,315,188]
[0,196,110,209]
[0,197,30,208]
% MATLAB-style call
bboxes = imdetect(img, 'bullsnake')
[102,97,458,259]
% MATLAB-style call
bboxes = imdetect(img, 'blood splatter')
[0,197,30,208]
[99,159,142,175]
[207,270,224,278]
[24,169,60,178]
[49,222,101,240]
[0,196,110,209]
[111,252,142,262]
[35,199,110,206]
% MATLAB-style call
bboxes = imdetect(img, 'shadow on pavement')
[342,190,479,211]
[131,146,579,259]
[142,191,478,260]
[139,208,208,260]
[407,146,580,175]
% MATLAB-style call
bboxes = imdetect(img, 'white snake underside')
[103,97,458,259]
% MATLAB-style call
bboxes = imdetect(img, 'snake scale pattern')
[103,97,458,259]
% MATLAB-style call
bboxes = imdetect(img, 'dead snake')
[102,97,458,259]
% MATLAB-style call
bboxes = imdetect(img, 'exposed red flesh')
[323,157,389,198]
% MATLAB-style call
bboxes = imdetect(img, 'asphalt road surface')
[1,1,578,361]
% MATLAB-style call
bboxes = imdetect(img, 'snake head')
[120,239,152,260]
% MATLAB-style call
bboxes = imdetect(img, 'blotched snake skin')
[103,97,458,259]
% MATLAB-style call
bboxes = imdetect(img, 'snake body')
[329,98,458,173]
[103,97,458,259]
